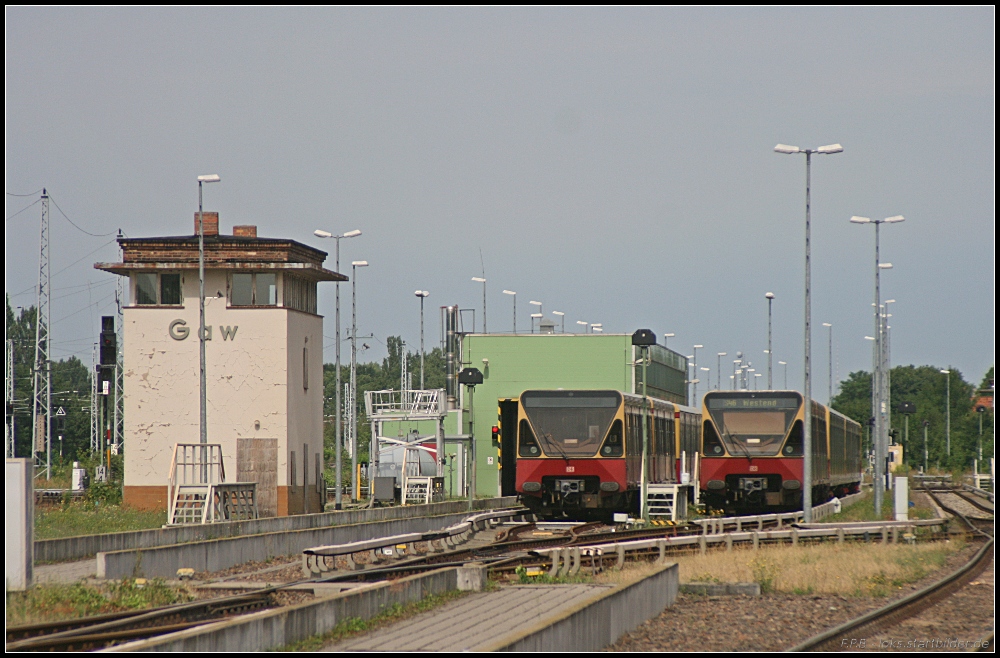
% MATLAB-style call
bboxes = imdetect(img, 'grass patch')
[6,578,188,626]
[280,589,470,651]
[671,539,963,597]
[823,489,895,522]
[35,502,167,540]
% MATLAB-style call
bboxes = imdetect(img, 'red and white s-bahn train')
[699,390,862,513]
[513,389,700,521]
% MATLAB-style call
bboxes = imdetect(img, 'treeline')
[6,297,94,461]
[321,336,447,480]
[832,365,994,471]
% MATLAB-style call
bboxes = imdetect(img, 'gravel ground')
[934,492,993,519]
[609,542,993,652]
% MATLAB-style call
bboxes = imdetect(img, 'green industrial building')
[461,332,687,497]
[371,331,687,499]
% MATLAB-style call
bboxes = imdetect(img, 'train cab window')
[600,419,624,457]
[518,419,541,457]
[703,420,725,455]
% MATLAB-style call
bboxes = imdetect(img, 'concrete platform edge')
[483,562,679,652]
[97,508,516,580]
[105,567,460,652]
[37,497,517,563]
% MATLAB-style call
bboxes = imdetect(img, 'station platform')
[323,583,613,651]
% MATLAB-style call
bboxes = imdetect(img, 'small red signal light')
[491,426,500,439]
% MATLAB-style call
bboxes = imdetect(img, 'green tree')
[5,296,96,461]
[832,364,990,472]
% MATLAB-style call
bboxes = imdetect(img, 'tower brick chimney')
[194,212,219,236]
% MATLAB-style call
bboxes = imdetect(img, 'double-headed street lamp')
[471,277,487,333]
[414,291,430,389]
[774,142,843,522]
[851,214,904,514]
[314,228,362,509]
[502,290,516,332]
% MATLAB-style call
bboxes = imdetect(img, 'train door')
[498,398,519,496]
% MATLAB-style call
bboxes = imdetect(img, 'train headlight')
[599,481,620,492]
[522,481,542,492]
[782,480,801,490]
[707,480,726,490]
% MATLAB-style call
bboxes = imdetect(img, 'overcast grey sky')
[6,7,995,393]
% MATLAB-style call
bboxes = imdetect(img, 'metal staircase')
[646,483,689,522]
[167,444,258,525]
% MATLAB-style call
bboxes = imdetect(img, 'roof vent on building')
[233,225,258,238]
[194,212,219,236]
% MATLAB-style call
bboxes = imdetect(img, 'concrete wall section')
[38,497,517,563]
[109,567,459,652]
[485,562,679,652]
[96,504,518,579]
[5,459,34,590]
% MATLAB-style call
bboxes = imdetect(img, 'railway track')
[790,483,994,651]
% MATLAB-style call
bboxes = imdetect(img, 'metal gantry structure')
[32,190,52,478]
[5,339,14,458]
[114,237,125,453]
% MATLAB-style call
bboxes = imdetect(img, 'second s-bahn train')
[511,389,700,520]
[699,390,862,513]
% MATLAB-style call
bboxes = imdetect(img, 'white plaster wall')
[285,310,324,487]
[123,270,291,488]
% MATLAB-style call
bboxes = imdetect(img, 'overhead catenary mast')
[32,189,52,478]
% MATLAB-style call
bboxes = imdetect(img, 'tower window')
[133,272,182,306]
[230,273,278,307]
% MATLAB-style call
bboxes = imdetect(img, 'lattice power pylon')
[31,190,52,477]
[113,235,125,453]
[91,343,100,453]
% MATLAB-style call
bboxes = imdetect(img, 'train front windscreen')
[705,393,801,457]
[520,390,621,457]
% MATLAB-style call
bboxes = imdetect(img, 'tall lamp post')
[664,333,675,349]
[851,214,904,515]
[350,260,368,501]
[576,320,588,333]
[822,323,833,404]
[414,291,430,389]
[528,301,542,332]
[765,292,775,389]
[502,290,516,333]
[471,277,487,333]
[941,369,951,458]
[779,361,787,389]
[717,352,727,392]
[692,345,703,404]
[314,228,362,510]
[196,174,221,449]
[774,141,843,523]
[552,311,565,333]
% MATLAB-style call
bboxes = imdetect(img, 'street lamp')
[471,277,487,333]
[775,141,843,523]
[414,291,430,389]
[196,174,220,449]
[576,320,588,333]
[591,323,603,333]
[692,345,703,404]
[940,369,951,457]
[717,352,727,392]
[664,333,675,349]
[314,227,362,509]
[822,323,833,404]
[701,367,711,391]
[351,260,368,501]
[530,313,543,332]
[851,214,904,514]
[765,292,774,389]
[552,311,565,333]
[778,361,788,389]
[502,290,516,333]
[529,301,542,332]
